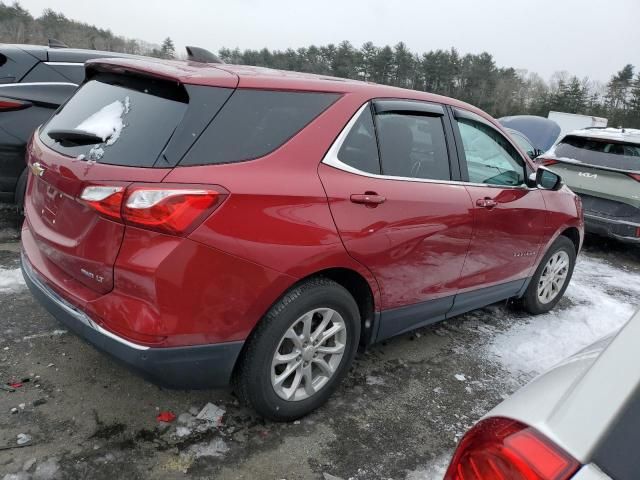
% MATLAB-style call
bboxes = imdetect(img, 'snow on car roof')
[565,127,640,144]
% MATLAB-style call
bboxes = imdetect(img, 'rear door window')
[376,112,451,180]
[553,135,640,171]
[41,78,188,167]
[181,90,339,166]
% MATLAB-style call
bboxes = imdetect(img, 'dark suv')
[0,42,132,208]
[22,57,583,420]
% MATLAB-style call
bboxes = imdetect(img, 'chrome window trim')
[0,81,78,88]
[44,62,85,67]
[321,102,535,191]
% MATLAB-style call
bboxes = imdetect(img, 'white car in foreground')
[444,308,640,480]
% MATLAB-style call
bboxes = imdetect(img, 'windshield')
[553,135,640,171]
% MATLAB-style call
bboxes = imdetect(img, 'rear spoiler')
[84,57,238,88]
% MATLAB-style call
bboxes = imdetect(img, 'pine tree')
[627,73,640,127]
[160,37,175,59]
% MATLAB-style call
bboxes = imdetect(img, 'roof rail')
[48,38,68,49]
[185,46,224,64]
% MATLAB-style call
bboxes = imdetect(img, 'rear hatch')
[541,134,640,217]
[25,61,237,294]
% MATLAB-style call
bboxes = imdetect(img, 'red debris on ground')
[156,411,176,423]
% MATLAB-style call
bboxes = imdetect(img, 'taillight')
[628,173,640,182]
[0,96,31,111]
[444,417,580,480]
[537,158,558,166]
[79,183,227,236]
[80,185,124,221]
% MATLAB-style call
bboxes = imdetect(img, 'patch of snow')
[75,100,126,143]
[33,458,59,479]
[366,375,385,385]
[0,268,25,293]
[454,374,466,382]
[23,329,67,341]
[177,412,194,425]
[87,146,105,162]
[184,437,229,459]
[2,473,30,480]
[484,254,640,376]
[568,127,640,144]
[406,455,450,480]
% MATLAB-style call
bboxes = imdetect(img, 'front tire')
[233,278,360,421]
[520,236,576,314]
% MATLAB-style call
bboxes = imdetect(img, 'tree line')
[0,2,163,57]
[218,42,640,128]
[1,1,639,128]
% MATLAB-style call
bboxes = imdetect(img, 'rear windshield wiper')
[47,129,104,146]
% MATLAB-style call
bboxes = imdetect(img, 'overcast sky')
[17,0,640,82]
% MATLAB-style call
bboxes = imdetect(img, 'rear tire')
[520,236,576,314]
[233,277,360,421]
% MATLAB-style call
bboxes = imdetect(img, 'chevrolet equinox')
[21,58,584,420]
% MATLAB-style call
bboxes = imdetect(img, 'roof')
[564,127,640,145]
[86,57,490,120]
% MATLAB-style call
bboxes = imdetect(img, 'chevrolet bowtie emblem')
[31,162,45,177]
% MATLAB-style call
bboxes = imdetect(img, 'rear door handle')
[476,198,498,209]
[350,193,386,206]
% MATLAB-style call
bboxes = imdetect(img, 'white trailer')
[548,111,608,143]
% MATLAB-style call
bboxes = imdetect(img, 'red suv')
[21,58,583,420]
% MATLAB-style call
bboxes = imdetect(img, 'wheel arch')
[560,226,581,254]
[239,266,379,359]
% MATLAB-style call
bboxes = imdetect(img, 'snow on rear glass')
[41,80,187,168]
[76,97,130,144]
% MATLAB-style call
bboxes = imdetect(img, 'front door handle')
[476,197,498,209]
[350,193,386,207]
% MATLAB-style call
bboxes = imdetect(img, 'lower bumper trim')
[21,252,244,389]
[584,212,640,244]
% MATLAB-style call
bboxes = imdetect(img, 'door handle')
[476,197,498,209]
[350,193,386,207]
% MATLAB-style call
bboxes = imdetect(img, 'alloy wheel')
[537,251,570,304]
[271,308,347,401]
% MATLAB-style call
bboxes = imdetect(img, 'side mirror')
[533,148,545,159]
[533,167,563,191]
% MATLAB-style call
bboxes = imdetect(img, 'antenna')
[186,46,224,64]
[48,38,68,49]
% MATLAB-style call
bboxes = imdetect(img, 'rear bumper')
[584,212,640,244]
[22,252,244,389]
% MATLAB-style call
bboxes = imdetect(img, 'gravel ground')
[1,205,639,480]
